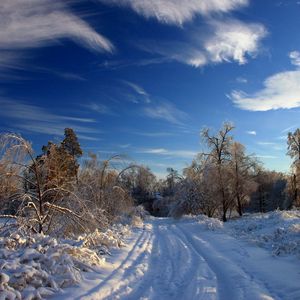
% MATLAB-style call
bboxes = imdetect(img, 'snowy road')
[56,218,300,300]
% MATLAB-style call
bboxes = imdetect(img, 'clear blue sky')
[1,0,300,177]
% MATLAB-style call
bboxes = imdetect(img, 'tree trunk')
[236,194,243,216]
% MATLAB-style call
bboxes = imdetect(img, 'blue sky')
[1,0,300,177]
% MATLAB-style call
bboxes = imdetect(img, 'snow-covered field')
[1,210,300,299]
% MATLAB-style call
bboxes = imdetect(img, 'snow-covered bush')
[118,205,149,228]
[195,214,224,231]
[0,223,131,299]
[227,209,300,257]
[77,223,131,255]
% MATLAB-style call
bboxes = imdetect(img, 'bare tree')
[287,129,300,206]
[178,155,220,218]
[229,142,258,216]
[78,153,134,224]
[201,123,234,221]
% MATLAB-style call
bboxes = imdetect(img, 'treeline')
[152,123,299,220]
[1,123,299,232]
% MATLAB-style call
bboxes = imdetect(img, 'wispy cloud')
[0,0,114,70]
[257,141,284,151]
[138,19,266,68]
[204,20,266,65]
[237,77,248,83]
[257,142,277,146]
[281,125,298,133]
[34,67,87,81]
[83,102,115,115]
[0,98,99,140]
[256,155,278,159]
[138,40,207,68]
[289,51,300,67]
[98,0,248,25]
[246,130,256,135]
[119,144,131,149]
[131,131,175,137]
[230,70,300,111]
[99,57,170,69]
[138,148,197,159]
[122,80,151,103]
[143,101,188,125]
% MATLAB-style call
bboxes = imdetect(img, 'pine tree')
[62,128,83,159]
[61,128,83,183]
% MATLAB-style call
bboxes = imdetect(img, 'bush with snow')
[118,205,150,228]
[181,209,300,258]
[226,209,300,257]
[0,222,132,299]
[196,214,224,231]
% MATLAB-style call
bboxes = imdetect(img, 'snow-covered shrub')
[195,214,224,231]
[0,221,131,299]
[77,223,130,255]
[227,209,300,257]
[0,233,87,299]
[117,205,149,228]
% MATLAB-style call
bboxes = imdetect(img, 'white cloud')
[237,77,248,83]
[0,98,99,139]
[143,101,188,125]
[0,0,114,69]
[289,51,300,67]
[246,130,256,135]
[122,81,151,103]
[142,148,167,154]
[0,52,24,70]
[204,20,267,65]
[230,70,300,111]
[138,148,197,159]
[256,155,278,159]
[138,19,266,68]
[119,144,131,149]
[99,0,248,25]
[99,57,170,69]
[36,68,87,81]
[257,142,284,151]
[132,131,175,137]
[123,81,148,97]
[84,102,114,115]
[138,40,207,67]
[257,142,277,146]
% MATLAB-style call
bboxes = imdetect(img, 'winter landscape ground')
[1,210,299,300]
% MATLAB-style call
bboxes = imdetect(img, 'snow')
[1,210,299,299]
[226,210,300,257]
[53,210,300,300]
[0,224,131,299]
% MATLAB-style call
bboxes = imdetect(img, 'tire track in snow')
[168,224,217,300]
[112,220,177,299]
[103,225,154,300]
[54,218,300,300]
[74,223,153,300]
[177,222,279,300]
[112,219,217,300]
